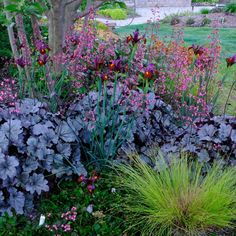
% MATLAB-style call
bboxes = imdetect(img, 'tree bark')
[48,0,104,57]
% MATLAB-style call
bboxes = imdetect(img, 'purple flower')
[146,63,156,74]
[94,56,104,70]
[109,58,122,71]
[133,29,140,43]
[87,184,95,193]
[16,57,26,68]
[226,54,236,67]
[37,54,48,66]
[35,40,50,55]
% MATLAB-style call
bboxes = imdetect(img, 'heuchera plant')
[0,99,87,216]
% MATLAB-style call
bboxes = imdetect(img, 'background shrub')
[200,8,210,14]
[210,7,225,13]
[97,8,127,20]
[114,155,236,235]
[170,15,180,25]
[225,3,236,13]
[186,17,195,25]
[201,17,212,26]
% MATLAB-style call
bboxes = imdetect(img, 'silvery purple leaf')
[23,194,34,214]
[56,143,71,156]
[219,124,232,141]
[0,155,19,180]
[198,149,210,163]
[15,98,42,114]
[8,188,25,215]
[32,121,54,135]
[25,173,49,194]
[198,124,216,141]
[0,131,9,152]
[39,129,58,147]
[57,121,77,142]
[1,119,23,141]
[0,191,4,202]
[15,172,29,187]
[231,130,236,143]
[23,158,38,173]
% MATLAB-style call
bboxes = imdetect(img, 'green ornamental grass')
[114,155,236,235]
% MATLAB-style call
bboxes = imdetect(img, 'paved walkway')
[96,6,214,27]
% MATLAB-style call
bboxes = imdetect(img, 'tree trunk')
[47,0,104,74]
[48,0,104,56]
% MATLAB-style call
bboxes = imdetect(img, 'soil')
[175,12,236,28]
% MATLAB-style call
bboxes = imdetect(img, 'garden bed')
[174,12,236,27]
[1,1,236,235]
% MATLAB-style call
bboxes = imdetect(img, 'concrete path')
[96,6,214,27]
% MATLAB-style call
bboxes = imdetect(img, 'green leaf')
[4,4,20,12]
[79,0,87,11]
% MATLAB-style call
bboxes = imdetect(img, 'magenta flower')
[109,58,122,71]
[37,54,48,66]
[87,184,95,193]
[16,57,26,68]
[126,29,146,45]
[35,40,50,55]
[144,63,157,79]
[226,54,236,67]
[94,56,104,70]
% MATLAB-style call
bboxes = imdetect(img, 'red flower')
[144,71,152,79]
[126,35,133,43]
[108,58,122,71]
[77,175,87,183]
[226,54,236,67]
[102,74,109,82]
[188,44,205,56]
[108,62,115,70]
[144,63,157,79]
[40,48,47,55]
[91,171,100,182]
[37,54,48,66]
[126,30,146,45]
[87,184,95,193]
[36,40,50,55]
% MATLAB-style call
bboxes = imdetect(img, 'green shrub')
[99,1,127,10]
[192,0,218,3]
[98,8,127,20]
[201,17,212,26]
[161,12,193,24]
[225,3,236,13]
[210,7,225,13]
[186,17,195,26]
[200,8,210,14]
[114,155,236,235]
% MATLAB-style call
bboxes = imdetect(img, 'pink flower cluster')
[0,78,18,107]
[45,206,77,234]
[61,206,77,222]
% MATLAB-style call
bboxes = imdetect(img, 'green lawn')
[115,24,236,115]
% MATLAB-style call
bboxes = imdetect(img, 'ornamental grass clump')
[114,155,236,236]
